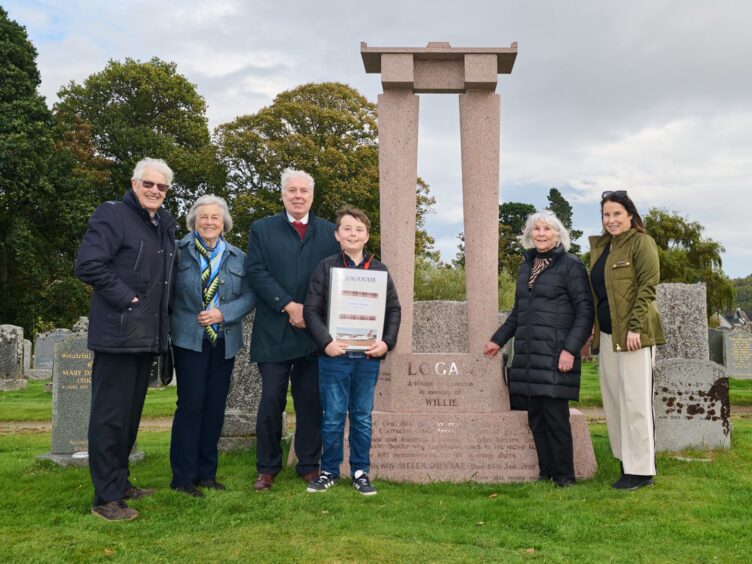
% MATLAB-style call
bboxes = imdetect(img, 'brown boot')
[124,487,156,500]
[91,500,139,521]
[254,473,274,491]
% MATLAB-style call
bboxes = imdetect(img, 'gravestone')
[33,328,72,373]
[23,339,31,371]
[0,324,26,391]
[708,328,725,365]
[219,314,265,452]
[356,42,596,483]
[653,359,730,451]
[655,283,708,362]
[38,332,144,466]
[723,329,752,379]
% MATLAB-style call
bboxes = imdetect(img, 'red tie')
[291,221,307,240]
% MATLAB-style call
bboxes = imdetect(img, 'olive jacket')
[589,229,666,353]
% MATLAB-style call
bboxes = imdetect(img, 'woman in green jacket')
[590,190,665,491]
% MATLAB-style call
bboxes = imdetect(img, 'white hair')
[281,169,314,191]
[519,210,571,251]
[186,194,233,234]
[132,157,174,185]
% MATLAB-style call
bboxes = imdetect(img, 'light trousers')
[598,332,656,476]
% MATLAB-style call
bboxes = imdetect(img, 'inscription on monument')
[51,337,93,454]
[723,329,752,379]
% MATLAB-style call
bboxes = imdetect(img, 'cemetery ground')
[1,364,751,562]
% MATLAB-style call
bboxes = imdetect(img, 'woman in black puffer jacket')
[484,210,594,487]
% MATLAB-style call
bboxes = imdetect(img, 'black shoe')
[307,471,337,493]
[195,478,225,491]
[537,474,552,482]
[352,470,377,496]
[554,478,576,488]
[171,484,204,497]
[612,474,654,490]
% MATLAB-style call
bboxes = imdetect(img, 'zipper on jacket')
[133,241,145,271]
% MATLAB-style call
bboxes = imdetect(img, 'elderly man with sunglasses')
[76,157,177,521]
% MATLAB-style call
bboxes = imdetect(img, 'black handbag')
[156,337,175,386]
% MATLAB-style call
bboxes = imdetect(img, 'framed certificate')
[327,267,387,350]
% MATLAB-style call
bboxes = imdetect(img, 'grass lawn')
[0,421,751,562]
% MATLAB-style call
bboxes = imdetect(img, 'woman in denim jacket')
[169,195,255,496]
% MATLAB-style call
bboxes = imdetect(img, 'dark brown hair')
[335,204,371,231]
[601,190,646,233]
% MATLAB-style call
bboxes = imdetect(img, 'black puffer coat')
[491,245,594,400]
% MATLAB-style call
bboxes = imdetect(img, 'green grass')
[0,381,177,421]
[1,422,751,562]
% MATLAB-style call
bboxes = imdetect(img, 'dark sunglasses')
[601,190,627,199]
[141,179,170,193]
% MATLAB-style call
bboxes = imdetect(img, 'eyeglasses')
[601,190,627,199]
[141,179,170,193]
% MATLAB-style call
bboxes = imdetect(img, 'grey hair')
[519,209,571,251]
[281,169,314,191]
[186,194,233,234]
[132,157,174,185]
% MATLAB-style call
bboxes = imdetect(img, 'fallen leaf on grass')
[104,548,114,556]
[321,510,329,514]
[476,521,484,526]
[488,493,498,499]
[526,548,535,554]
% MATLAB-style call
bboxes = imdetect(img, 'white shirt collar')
[286,212,309,225]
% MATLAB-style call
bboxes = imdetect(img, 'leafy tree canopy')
[645,208,734,316]
[54,57,224,220]
[215,82,435,255]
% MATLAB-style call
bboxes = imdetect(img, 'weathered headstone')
[33,328,72,371]
[38,332,144,466]
[346,42,596,483]
[655,283,709,362]
[23,339,31,371]
[653,359,730,451]
[708,328,725,365]
[0,324,26,391]
[723,328,752,379]
[219,314,265,452]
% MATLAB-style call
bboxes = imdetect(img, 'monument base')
[0,379,27,391]
[343,409,596,483]
[37,450,145,468]
[25,368,52,381]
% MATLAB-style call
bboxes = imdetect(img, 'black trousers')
[89,351,153,506]
[256,357,320,476]
[527,396,574,481]
[170,339,235,487]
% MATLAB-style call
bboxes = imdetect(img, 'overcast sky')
[6,0,751,277]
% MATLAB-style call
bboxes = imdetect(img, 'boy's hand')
[365,340,388,358]
[324,341,348,357]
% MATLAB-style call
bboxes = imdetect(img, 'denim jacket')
[170,233,256,359]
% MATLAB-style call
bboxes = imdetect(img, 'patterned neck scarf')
[528,248,556,289]
[194,232,226,344]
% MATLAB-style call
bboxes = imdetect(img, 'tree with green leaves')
[215,82,435,255]
[0,8,95,335]
[54,57,224,220]
[547,188,582,254]
[644,208,734,316]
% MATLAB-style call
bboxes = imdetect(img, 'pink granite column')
[378,89,419,354]
[459,89,500,353]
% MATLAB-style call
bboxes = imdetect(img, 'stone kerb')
[723,329,752,379]
[0,324,26,391]
[653,359,730,452]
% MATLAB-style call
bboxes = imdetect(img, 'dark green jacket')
[245,212,338,362]
[589,229,665,353]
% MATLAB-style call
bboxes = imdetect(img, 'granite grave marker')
[723,329,752,379]
[0,324,26,391]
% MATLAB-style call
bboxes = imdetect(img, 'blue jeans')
[318,355,380,478]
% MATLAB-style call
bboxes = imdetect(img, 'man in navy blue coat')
[246,169,338,490]
[76,157,177,520]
